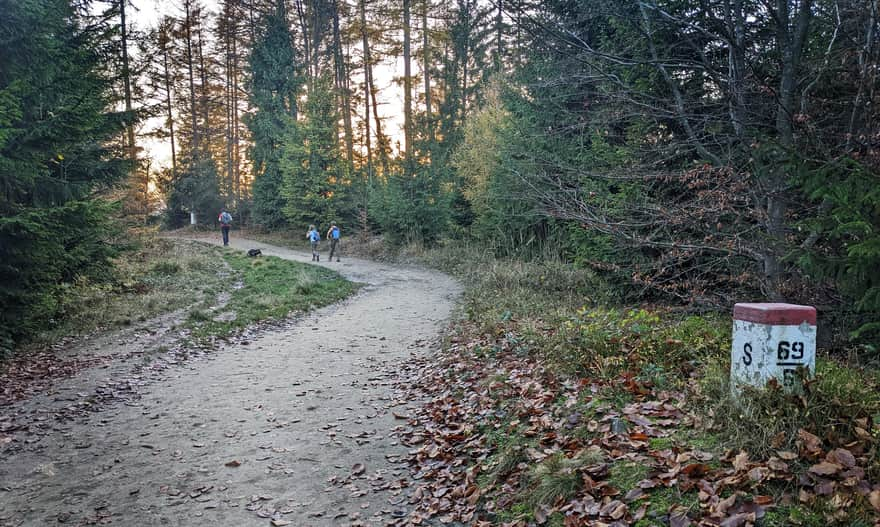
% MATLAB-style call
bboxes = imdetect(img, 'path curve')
[0,236,461,526]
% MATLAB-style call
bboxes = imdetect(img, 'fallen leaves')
[389,319,880,526]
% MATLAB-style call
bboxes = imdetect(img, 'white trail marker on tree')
[731,303,817,392]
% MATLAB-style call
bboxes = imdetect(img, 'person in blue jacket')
[326,222,341,262]
[306,224,320,261]
[218,209,233,246]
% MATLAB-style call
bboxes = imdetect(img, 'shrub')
[544,308,729,379]
[0,200,120,355]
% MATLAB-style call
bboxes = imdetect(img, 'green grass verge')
[28,233,356,348]
[186,249,357,338]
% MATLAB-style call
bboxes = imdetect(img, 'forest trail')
[0,236,461,526]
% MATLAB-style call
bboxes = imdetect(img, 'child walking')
[306,224,321,261]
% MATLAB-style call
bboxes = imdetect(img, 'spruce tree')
[247,1,302,228]
[0,0,127,351]
[280,75,347,229]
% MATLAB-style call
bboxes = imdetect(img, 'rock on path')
[0,237,461,526]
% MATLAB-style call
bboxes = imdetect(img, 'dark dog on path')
[247,248,262,257]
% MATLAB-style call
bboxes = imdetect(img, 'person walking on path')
[218,209,233,246]
[306,224,321,261]
[327,222,341,262]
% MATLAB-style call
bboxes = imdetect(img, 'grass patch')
[696,357,880,461]
[544,308,730,381]
[25,232,357,348]
[609,461,649,492]
[399,242,879,526]
[186,249,357,338]
[524,453,587,509]
[633,487,700,527]
[33,234,230,343]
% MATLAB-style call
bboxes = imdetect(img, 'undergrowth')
[32,234,227,344]
[696,357,880,468]
[415,242,880,524]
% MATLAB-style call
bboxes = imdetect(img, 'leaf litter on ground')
[382,320,880,526]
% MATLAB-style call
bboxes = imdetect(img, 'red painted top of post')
[733,303,816,325]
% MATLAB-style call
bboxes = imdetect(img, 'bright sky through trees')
[129,0,406,170]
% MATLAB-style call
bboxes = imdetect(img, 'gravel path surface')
[0,236,461,526]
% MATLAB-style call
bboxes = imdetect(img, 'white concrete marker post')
[730,303,817,392]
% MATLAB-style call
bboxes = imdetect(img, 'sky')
[128,0,406,171]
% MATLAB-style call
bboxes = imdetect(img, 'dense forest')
[1,0,879,352]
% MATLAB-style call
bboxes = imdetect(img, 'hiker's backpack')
[309,230,320,242]
[220,211,233,224]
[331,227,340,240]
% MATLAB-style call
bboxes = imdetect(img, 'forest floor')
[0,235,461,526]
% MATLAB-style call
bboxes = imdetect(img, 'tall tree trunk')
[725,0,747,140]
[196,20,211,147]
[295,0,313,81]
[224,8,234,203]
[184,0,199,152]
[403,0,413,169]
[763,0,812,299]
[495,0,503,70]
[120,0,135,161]
[119,0,142,213]
[422,0,434,154]
[359,0,389,175]
[232,21,240,204]
[461,0,470,122]
[160,27,177,177]
[359,0,373,222]
[332,0,355,171]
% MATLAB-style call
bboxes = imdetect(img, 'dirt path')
[0,237,461,527]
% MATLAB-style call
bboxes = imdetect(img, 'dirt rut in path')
[0,237,461,526]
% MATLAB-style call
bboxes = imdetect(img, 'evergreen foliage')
[280,75,348,229]
[0,0,127,352]
[163,154,223,227]
[247,1,302,229]
[798,159,880,340]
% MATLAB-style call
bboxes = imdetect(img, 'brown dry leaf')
[753,495,773,506]
[769,431,786,448]
[534,505,550,524]
[868,490,880,512]
[766,458,788,472]
[776,450,798,460]
[224,460,241,467]
[720,512,755,527]
[714,492,737,515]
[798,489,814,503]
[682,463,711,478]
[825,448,856,468]
[797,429,823,455]
[808,461,842,476]
[747,466,769,483]
[732,451,750,471]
